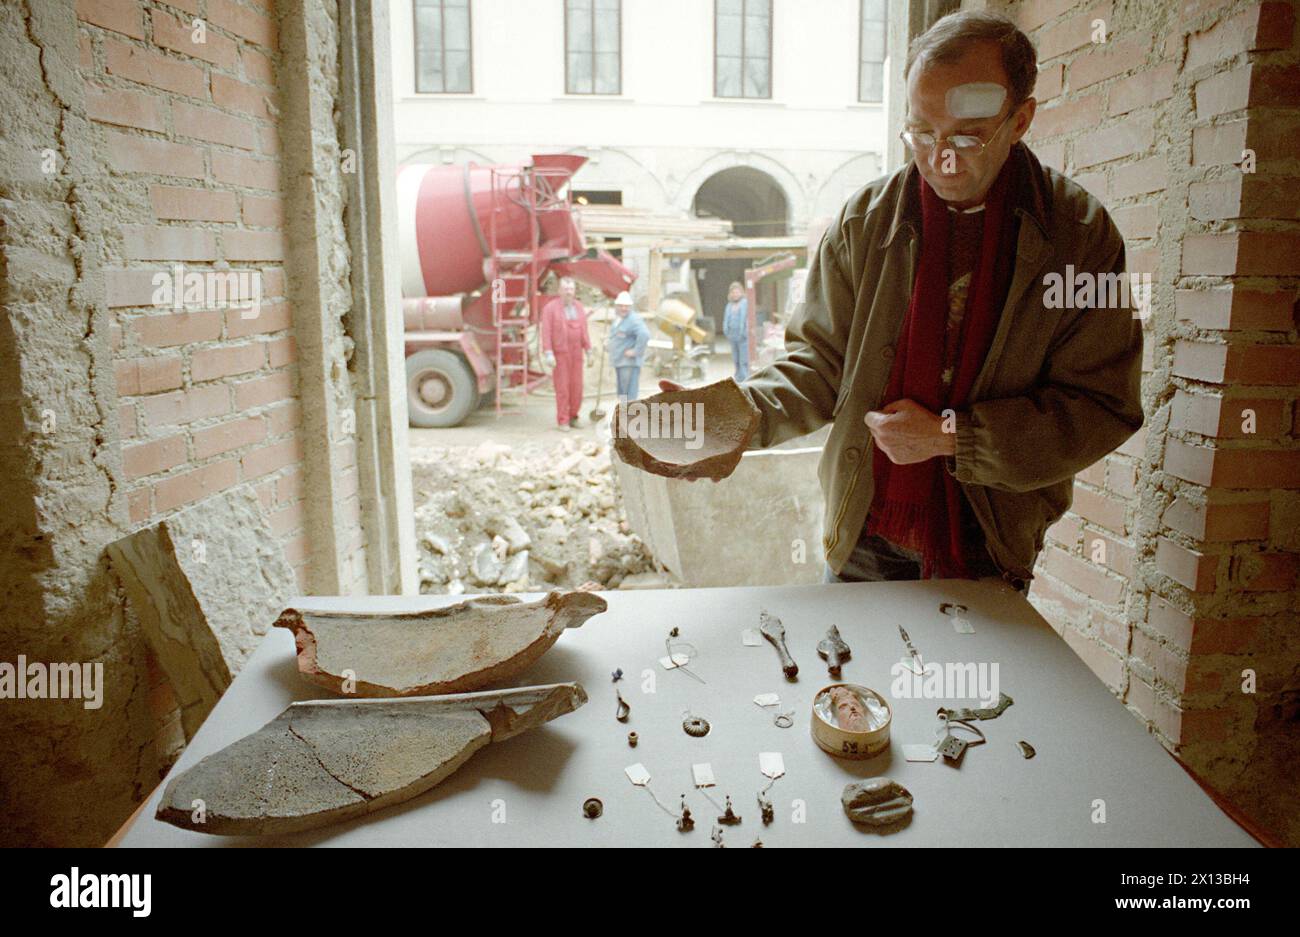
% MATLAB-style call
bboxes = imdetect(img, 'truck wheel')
[406,349,477,428]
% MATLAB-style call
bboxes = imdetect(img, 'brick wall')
[991,0,1299,841]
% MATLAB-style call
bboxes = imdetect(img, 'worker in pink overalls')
[540,276,592,431]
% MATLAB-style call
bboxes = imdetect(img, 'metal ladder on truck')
[485,163,579,417]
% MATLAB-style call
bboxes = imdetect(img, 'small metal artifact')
[817,625,851,678]
[711,826,725,848]
[758,793,774,825]
[611,668,623,682]
[670,627,680,638]
[677,797,694,832]
[759,610,798,679]
[841,778,913,828]
[937,692,1013,722]
[683,714,711,737]
[717,794,742,825]
[935,714,984,764]
[751,837,764,848]
[898,625,924,674]
[939,602,968,617]
[1018,740,1036,759]
[615,691,630,722]
[774,710,794,729]
[583,797,603,819]
[627,732,638,747]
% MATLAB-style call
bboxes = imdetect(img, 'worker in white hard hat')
[606,291,651,402]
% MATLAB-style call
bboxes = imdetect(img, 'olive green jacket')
[740,144,1144,582]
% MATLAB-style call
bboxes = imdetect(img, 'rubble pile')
[411,436,660,594]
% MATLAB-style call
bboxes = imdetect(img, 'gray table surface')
[115,579,1258,847]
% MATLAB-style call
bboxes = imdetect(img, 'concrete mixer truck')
[397,153,635,428]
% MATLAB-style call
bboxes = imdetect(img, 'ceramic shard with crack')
[155,682,587,835]
[276,590,607,696]
[611,378,760,481]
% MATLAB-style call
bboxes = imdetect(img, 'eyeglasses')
[899,109,1018,158]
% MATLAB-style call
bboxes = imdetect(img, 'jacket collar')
[879,143,1051,248]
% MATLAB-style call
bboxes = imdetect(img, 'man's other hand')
[864,398,956,464]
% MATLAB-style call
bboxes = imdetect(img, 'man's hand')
[544,350,556,369]
[623,349,636,359]
[864,398,956,465]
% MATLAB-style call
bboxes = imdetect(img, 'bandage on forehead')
[945,82,1007,119]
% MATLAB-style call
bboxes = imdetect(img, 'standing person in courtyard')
[540,276,592,431]
[722,281,750,382]
[607,291,651,402]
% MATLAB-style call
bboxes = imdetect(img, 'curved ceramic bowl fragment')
[610,378,760,481]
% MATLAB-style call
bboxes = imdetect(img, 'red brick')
[191,342,266,382]
[172,102,258,151]
[1156,536,1219,591]
[1148,597,1262,655]
[234,370,294,409]
[1089,607,1130,654]
[105,38,207,98]
[122,225,218,262]
[133,309,224,347]
[1165,438,1300,488]
[1234,551,1298,591]
[1107,62,1176,116]
[153,459,240,513]
[127,487,152,524]
[1017,0,1078,32]
[1191,119,1248,166]
[1183,231,1300,276]
[268,500,307,538]
[151,9,239,69]
[212,151,280,191]
[1072,483,1127,533]
[240,195,283,228]
[139,384,231,428]
[275,465,304,504]
[209,0,279,48]
[122,434,188,480]
[192,416,268,459]
[80,34,93,69]
[1105,460,1138,498]
[223,229,285,262]
[1240,175,1300,221]
[1084,529,1135,578]
[1176,287,1297,331]
[85,84,167,132]
[241,436,305,480]
[1110,202,1158,240]
[1036,62,1064,100]
[149,185,238,223]
[267,336,296,368]
[119,401,138,438]
[1126,675,1183,742]
[1037,2,1112,61]
[1195,64,1251,118]
[1186,2,1296,71]
[1110,156,1167,198]
[226,300,290,338]
[1167,495,1270,542]
[115,355,183,396]
[1046,514,1083,549]
[1132,629,1188,692]
[212,73,273,120]
[1188,176,1241,221]
[265,400,301,436]
[1064,625,1125,690]
[106,131,205,180]
[1068,36,1150,90]
[241,46,275,86]
[1170,389,1287,438]
[1029,93,1104,138]
[76,0,145,39]
[1073,114,1155,168]
[1044,546,1126,605]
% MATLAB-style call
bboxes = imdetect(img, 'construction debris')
[154,683,587,836]
[411,437,660,593]
[275,591,607,697]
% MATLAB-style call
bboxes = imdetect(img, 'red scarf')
[865,158,1019,577]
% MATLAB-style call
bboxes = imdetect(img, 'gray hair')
[905,11,1038,106]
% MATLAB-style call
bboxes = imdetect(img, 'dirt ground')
[408,350,738,595]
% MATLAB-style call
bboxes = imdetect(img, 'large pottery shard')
[612,378,759,481]
[155,682,587,835]
[275,590,607,696]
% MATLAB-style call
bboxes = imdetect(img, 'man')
[607,291,651,402]
[722,281,750,381]
[652,11,1143,591]
[540,276,592,431]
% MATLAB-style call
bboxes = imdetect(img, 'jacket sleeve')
[581,303,592,350]
[540,302,555,353]
[741,223,853,449]
[634,319,651,357]
[951,228,1144,493]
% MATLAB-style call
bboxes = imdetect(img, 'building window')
[415,0,473,93]
[714,0,771,99]
[566,0,621,95]
[858,0,887,103]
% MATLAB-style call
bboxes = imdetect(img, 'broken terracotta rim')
[811,683,892,760]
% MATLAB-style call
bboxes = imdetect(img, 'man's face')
[904,41,1035,208]
[561,281,576,301]
[728,286,743,302]
[615,303,630,318]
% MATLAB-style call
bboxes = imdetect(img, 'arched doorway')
[692,166,789,334]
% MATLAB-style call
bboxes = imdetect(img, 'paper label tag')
[659,652,690,670]
[624,763,651,786]
[753,693,780,707]
[759,752,785,779]
[742,629,763,647]
[952,617,975,634]
[692,763,715,787]
[903,744,939,762]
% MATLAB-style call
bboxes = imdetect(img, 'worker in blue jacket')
[607,291,651,402]
[722,281,750,381]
